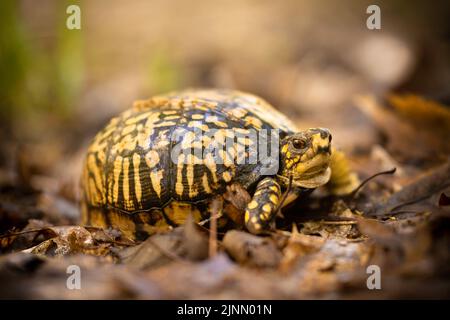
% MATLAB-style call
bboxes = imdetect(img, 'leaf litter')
[0,94,449,299]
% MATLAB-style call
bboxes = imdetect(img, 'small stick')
[0,228,55,239]
[320,220,357,225]
[349,167,396,200]
[208,197,222,258]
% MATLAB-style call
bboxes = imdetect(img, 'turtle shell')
[80,89,298,238]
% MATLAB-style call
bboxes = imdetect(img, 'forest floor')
[0,93,449,299]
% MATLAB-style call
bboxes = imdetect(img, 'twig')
[349,167,396,201]
[0,228,55,239]
[319,220,357,225]
[208,198,222,257]
[197,218,226,235]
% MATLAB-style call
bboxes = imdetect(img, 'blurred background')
[0,0,450,206]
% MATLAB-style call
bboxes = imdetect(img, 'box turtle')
[81,89,358,240]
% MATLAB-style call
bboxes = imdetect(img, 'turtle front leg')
[245,177,282,234]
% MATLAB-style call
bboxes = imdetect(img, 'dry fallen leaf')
[222,230,282,268]
[355,95,450,164]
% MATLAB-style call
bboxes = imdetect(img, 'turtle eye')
[292,139,307,150]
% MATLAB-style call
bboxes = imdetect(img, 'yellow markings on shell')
[181,131,196,149]
[89,209,108,228]
[244,210,250,223]
[154,121,177,128]
[202,173,212,194]
[234,128,251,135]
[193,104,210,111]
[137,126,153,149]
[162,110,177,115]
[145,150,160,168]
[240,137,254,146]
[88,177,99,205]
[154,129,170,149]
[191,114,204,120]
[122,124,136,136]
[186,154,203,165]
[269,194,278,205]
[230,107,248,118]
[108,211,136,240]
[218,150,233,167]
[244,116,263,128]
[224,129,236,140]
[125,111,153,125]
[188,121,209,131]
[204,153,218,183]
[150,169,164,198]
[205,115,228,128]
[191,141,203,149]
[162,115,180,121]
[262,204,272,213]
[132,100,152,111]
[223,171,232,182]
[96,126,115,142]
[210,129,226,147]
[186,164,197,198]
[138,211,171,235]
[97,150,106,163]
[122,157,131,208]
[87,154,103,204]
[117,135,137,152]
[144,112,163,129]
[132,153,142,204]
[247,200,258,209]
[225,147,237,167]
[201,134,212,146]
[163,201,203,225]
[175,154,185,196]
[112,155,123,203]
[122,109,134,119]
[90,140,107,155]
[155,139,170,149]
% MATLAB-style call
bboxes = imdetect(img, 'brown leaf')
[372,160,450,216]
[355,95,450,163]
[183,214,209,261]
[119,228,186,269]
[26,226,114,258]
[120,217,209,270]
[222,230,282,268]
[280,224,325,271]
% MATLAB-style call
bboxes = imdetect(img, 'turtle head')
[279,128,332,188]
